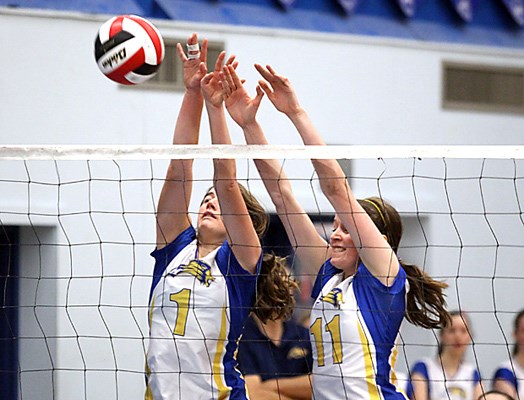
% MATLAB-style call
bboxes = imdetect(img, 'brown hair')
[358,197,451,329]
[238,183,269,238]
[252,253,299,323]
[513,309,524,356]
[207,184,296,322]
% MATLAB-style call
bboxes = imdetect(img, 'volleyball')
[94,15,165,85]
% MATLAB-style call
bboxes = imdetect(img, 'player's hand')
[201,51,237,107]
[176,33,208,91]
[255,64,302,117]
[222,65,264,128]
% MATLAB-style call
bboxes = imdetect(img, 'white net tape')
[1,144,524,160]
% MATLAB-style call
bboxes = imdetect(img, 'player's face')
[481,395,513,400]
[440,314,471,356]
[329,215,358,273]
[197,189,226,239]
[514,315,524,354]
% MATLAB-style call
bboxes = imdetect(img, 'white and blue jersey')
[493,358,524,400]
[410,357,480,400]
[145,226,261,400]
[310,260,408,400]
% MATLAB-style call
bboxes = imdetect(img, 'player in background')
[410,311,483,400]
[478,390,515,400]
[236,267,313,400]
[220,63,451,400]
[145,33,295,400]
[492,310,524,400]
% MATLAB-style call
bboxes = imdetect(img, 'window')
[442,62,524,114]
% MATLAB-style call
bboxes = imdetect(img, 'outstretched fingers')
[225,54,238,69]
[199,38,208,63]
[175,32,196,62]
[257,79,274,97]
[229,65,243,89]
[177,33,210,89]
[220,71,233,97]
[255,85,265,104]
[186,33,201,60]
[201,70,214,86]
[255,63,279,99]
[265,64,279,76]
[176,33,207,63]
[213,51,226,73]
[199,62,207,76]
[256,63,290,89]
[214,51,237,74]
[254,63,273,81]
[221,65,240,97]
[176,42,187,62]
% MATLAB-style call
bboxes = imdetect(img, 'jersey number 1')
[169,289,191,336]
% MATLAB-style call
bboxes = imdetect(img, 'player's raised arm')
[255,64,399,285]
[200,57,262,273]
[221,64,329,277]
[155,33,209,249]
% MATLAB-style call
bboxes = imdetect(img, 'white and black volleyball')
[94,15,165,85]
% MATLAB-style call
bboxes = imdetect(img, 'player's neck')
[196,232,223,258]
[438,351,463,375]
[514,351,524,367]
[341,259,358,280]
[197,241,221,258]
[255,316,284,347]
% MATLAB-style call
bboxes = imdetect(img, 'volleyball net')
[0,144,523,400]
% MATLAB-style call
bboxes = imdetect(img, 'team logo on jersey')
[287,346,309,360]
[174,259,215,286]
[448,386,466,398]
[320,288,344,308]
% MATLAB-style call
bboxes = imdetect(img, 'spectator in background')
[237,268,313,400]
[478,390,515,400]
[410,311,482,400]
[492,309,524,400]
